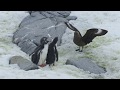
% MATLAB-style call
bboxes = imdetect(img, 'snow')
[0,11,120,79]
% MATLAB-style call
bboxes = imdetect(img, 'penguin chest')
[38,44,48,65]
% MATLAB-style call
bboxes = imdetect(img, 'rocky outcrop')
[9,56,39,71]
[66,58,106,74]
[12,11,77,55]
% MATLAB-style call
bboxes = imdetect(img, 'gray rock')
[12,11,77,55]
[9,56,39,71]
[66,58,106,74]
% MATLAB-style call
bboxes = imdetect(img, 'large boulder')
[9,56,39,71]
[13,11,77,55]
[66,58,106,74]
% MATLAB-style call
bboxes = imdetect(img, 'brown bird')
[65,22,108,52]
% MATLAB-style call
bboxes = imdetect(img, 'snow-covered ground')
[0,11,120,79]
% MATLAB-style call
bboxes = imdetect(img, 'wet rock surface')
[9,56,39,71]
[66,58,106,74]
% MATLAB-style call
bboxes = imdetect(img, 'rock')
[66,58,106,74]
[9,56,39,71]
[12,11,77,55]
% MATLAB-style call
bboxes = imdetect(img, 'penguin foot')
[39,63,46,67]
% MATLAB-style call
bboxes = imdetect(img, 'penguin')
[38,40,49,66]
[46,37,58,66]
[31,37,49,66]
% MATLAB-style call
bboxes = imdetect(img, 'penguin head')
[52,37,58,44]
[40,37,49,45]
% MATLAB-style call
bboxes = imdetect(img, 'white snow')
[0,11,120,79]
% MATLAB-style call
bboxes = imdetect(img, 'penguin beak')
[47,34,53,43]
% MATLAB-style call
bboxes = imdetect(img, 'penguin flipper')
[31,51,40,65]
[55,46,58,62]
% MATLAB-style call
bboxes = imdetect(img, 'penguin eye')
[44,39,47,42]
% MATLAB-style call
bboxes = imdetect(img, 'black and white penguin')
[31,37,49,66]
[46,37,58,66]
